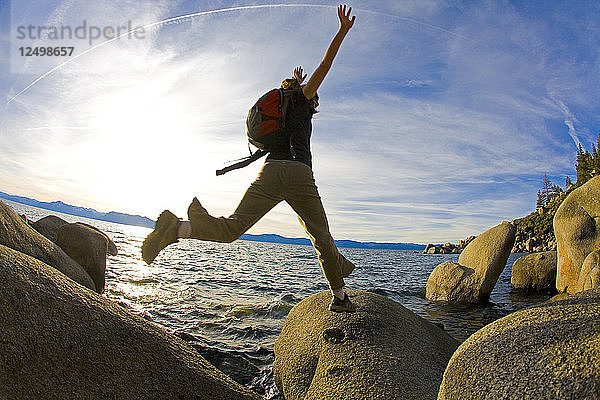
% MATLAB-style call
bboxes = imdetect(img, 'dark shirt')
[266,90,314,168]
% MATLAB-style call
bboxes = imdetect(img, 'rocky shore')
[270,178,600,398]
[422,189,563,255]
[0,200,260,400]
[419,176,600,397]
[2,176,599,399]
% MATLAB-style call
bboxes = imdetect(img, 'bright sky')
[1,0,598,243]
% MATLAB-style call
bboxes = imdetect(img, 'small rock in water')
[511,251,557,293]
[426,221,516,303]
[280,293,296,303]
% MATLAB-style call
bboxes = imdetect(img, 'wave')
[366,287,425,299]
[214,295,297,319]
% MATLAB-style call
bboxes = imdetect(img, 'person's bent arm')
[302,4,355,100]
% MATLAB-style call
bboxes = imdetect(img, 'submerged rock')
[510,251,557,293]
[438,289,600,399]
[426,221,516,303]
[554,176,600,293]
[274,290,458,400]
[0,244,260,400]
[0,201,95,291]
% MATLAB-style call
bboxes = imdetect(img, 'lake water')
[7,200,551,399]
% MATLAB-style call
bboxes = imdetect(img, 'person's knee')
[188,197,208,217]
[223,234,240,243]
[222,226,244,243]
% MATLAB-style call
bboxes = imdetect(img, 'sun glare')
[82,76,204,209]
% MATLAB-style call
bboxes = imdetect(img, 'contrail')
[551,95,582,149]
[21,126,93,131]
[6,3,479,105]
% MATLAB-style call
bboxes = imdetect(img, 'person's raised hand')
[337,4,356,32]
[294,66,307,84]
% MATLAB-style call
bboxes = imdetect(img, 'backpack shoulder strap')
[215,149,268,176]
[279,88,300,124]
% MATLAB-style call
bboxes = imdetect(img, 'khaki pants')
[187,160,355,290]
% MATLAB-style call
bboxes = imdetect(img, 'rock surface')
[0,201,95,291]
[31,215,69,243]
[426,222,516,303]
[274,290,458,400]
[56,222,115,292]
[510,251,557,293]
[554,176,600,293]
[578,250,600,291]
[33,216,118,257]
[77,221,118,256]
[0,244,260,400]
[438,289,600,399]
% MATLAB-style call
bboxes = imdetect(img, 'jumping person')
[142,4,357,312]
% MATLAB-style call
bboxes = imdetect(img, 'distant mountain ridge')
[0,191,426,250]
[0,191,155,228]
[239,233,425,250]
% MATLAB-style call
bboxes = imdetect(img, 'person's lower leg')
[332,287,345,300]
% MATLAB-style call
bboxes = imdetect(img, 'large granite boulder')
[438,289,600,399]
[0,244,260,400]
[31,215,69,242]
[578,249,600,291]
[0,201,95,291]
[32,216,118,256]
[510,251,557,293]
[56,222,117,292]
[554,176,600,293]
[274,290,459,400]
[72,222,118,256]
[426,221,516,303]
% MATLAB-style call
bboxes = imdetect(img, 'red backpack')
[246,87,297,150]
[216,82,299,176]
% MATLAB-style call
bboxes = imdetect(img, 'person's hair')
[281,79,319,114]
[281,78,300,90]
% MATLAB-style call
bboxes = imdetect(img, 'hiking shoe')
[329,293,357,313]
[141,210,180,264]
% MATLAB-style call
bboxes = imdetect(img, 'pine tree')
[565,176,573,187]
[542,174,552,205]
[549,184,562,202]
[576,143,592,185]
[536,190,544,209]
[592,139,600,177]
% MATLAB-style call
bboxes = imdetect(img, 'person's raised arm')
[302,4,355,100]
